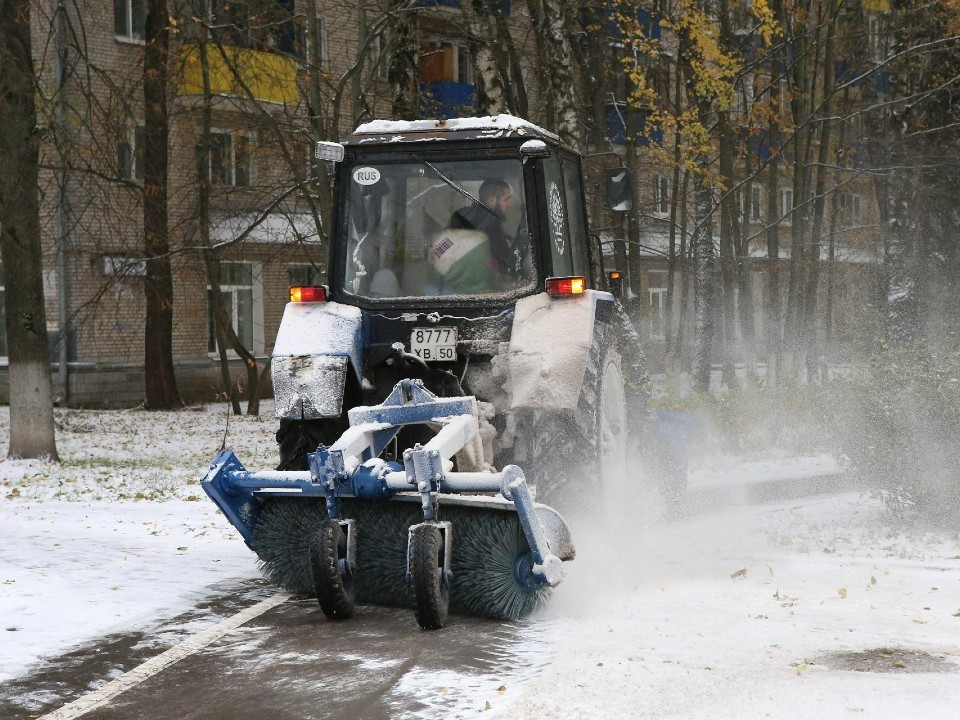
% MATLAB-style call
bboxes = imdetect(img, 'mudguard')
[271,301,363,420]
[508,289,614,411]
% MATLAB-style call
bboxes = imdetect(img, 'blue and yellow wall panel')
[179,44,300,105]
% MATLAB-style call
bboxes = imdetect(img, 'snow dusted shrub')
[833,340,960,521]
[654,379,839,456]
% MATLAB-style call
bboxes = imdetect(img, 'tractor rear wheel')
[309,519,355,620]
[410,524,449,630]
[276,418,347,471]
[527,346,628,520]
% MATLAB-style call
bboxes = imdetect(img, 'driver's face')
[491,190,512,217]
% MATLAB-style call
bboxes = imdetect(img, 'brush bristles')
[446,507,551,620]
[252,498,552,620]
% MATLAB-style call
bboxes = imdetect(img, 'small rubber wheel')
[309,519,355,620]
[410,524,449,630]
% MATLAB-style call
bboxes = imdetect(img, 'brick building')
[0,1,885,404]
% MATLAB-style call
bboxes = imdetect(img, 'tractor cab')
[327,116,596,308]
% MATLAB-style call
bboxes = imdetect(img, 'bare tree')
[143,0,182,408]
[0,0,59,460]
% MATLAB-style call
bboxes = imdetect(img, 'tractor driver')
[449,178,521,279]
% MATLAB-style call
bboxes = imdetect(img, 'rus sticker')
[352,166,381,185]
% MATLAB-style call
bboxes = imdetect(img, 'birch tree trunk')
[533,0,581,148]
[460,1,506,114]
[0,0,59,460]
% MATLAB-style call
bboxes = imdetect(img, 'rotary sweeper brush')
[202,379,575,629]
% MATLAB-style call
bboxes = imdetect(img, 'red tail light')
[546,276,585,297]
[290,285,328,302]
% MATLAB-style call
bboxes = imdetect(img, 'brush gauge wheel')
[309,519,355,620]
[410,524,450,630]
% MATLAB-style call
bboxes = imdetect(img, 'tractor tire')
[309,519,355,620]
[526,345,630,522]
[409,524,449,630]
[276,417,347,471]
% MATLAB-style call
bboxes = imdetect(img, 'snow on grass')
[0,402,277,682]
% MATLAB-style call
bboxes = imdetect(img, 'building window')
[367,32,386,80]
[114,0,147,42]
[780,187,793,225]
[740,184,763,224]
[305,15,328,71]
[286,263,325,286]
[0,265,6,359]
[840,192,861,223]
[648,270,667,340]
[198,131,252,187]
[207,261,263,354]
[118,125,145,181]
[653,174,670,216]
[733,75,753,114]
[209,0,300,57]
[750,184,763,222]
[420,41,473,84]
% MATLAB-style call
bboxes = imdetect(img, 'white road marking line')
[39,591,290,720]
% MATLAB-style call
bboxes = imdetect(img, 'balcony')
[179,44,299,105]
[420,81,478,119]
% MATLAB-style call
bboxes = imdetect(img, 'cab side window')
[561,157,590,276]
[542,157,572,277]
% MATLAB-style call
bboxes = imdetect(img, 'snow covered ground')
[1,402,958,718]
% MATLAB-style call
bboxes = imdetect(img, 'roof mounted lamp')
[315,141,345,163]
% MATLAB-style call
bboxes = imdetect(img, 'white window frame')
[734,75,753,114]
[749,183,763,223]
[738,185,762,224]
[367,32,387,80]
[647,270,668,341]
[653,174,671,217]
[114,0,146,43]
[207,261,264,355]
[118,124,145,182]
[840,192,862,223]
[308,15,329,72]
[203,129,254,187]
[779,187,793,225]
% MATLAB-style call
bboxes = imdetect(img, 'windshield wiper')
[414,154,500,221]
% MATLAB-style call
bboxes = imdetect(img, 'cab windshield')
[341,156,534,301]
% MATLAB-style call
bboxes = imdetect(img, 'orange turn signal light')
[545,276,585,297]
[290,285,328,302]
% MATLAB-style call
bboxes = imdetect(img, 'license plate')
[410,327,457,362]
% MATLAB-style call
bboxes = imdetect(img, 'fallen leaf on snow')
[731,568,747,579]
